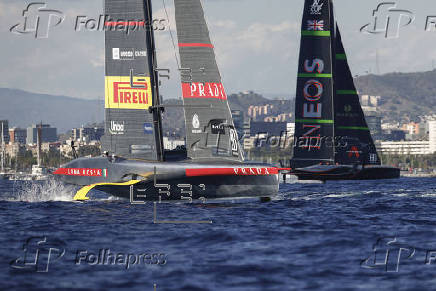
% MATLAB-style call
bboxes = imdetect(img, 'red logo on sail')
[113,82,149,105]
[182,82,227,100]
[348,146,361,158]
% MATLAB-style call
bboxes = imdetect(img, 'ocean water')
[1,177,436,290]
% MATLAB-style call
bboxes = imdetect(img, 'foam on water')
[323,192,358,198]
[281,175,324,184]
[7,178,75,202]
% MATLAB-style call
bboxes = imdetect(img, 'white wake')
[7,178,75,202]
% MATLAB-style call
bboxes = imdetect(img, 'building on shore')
[383,130,406,141]
[360,95,380,112]
[9,128,27,144]
[243,121,293,150]
[0,120,10,144]
[26,124,57,145]
[72,126,105,143]
[378,141,432,155]
[365,114,383,141]
[5,143,26,158]
[429,120,436,154]
[231,110,245,136]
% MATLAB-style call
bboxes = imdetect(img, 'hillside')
[0,88,103,133]
[1,69,435,135]
[355,70,436,122]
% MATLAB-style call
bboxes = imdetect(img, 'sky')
[1,0,436,101]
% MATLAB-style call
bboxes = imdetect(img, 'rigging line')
[162,0,181,69]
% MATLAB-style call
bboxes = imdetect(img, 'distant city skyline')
[1,0,436,100]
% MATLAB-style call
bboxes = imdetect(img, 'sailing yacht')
[290,0,400,180]
[54,0,280,201]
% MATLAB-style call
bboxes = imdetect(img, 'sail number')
[130,183,207,204]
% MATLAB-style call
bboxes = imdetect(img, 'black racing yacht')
[289,0,400,181]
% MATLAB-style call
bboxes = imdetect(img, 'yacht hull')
[54,156,279,201]
[292,164,400,181]
[97,175,278,201]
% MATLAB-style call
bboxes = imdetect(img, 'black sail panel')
[291,0,335,168]
[174,0,243,162]
[333,25,381,165]
[100,0,162,160]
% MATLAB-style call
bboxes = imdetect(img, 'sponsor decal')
[310,0,324,15]
[130,144,152,154]
[144,123,153,134]
[304,58,324,73]
[229,128,239,156]
[105,76,152,110]
[303,80,323,101]
[53,168,107,177]
[337,104,358,118]
[109,121,124,135]
[298,57,330,151]
[185,167,278,177]
[112,48,120,60]
[112,48,146,60]
[118,48,134,60]
[210,119,226,135]
[181,82,227,100]
[192,114,201,134]
[300,125,322,150]
[307,20,324,31]
[347,146,362,158]
[369,153,378,163]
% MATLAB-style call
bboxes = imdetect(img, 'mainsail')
[291,0,335,168]
[101,0,163,160]
[333,25,381,165]
[174,0,243,161]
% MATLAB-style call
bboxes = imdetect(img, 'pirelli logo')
[105,76,152,109]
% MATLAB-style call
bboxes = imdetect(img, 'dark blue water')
[1,177,436,290]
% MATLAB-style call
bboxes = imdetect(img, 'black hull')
[97,174,278,202]
[292,165,400,181]
[54,156,279,201]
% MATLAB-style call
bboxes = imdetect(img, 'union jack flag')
[307,20,324,31]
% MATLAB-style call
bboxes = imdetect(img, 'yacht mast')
[37,123,42,167]
[1,123,4,172]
